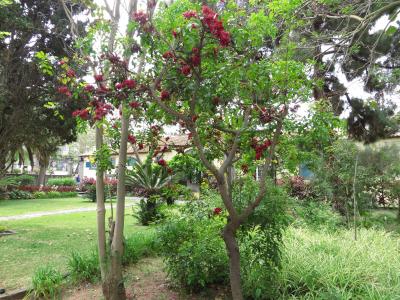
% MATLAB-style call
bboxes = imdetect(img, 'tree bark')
[95,126,109,297]
[223,224,243,300]
[37,154,49,186]
[108,106,129,300]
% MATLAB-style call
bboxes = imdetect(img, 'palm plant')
[126,159,173,196]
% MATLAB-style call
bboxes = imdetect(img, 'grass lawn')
[0,197,96,217]
[0,208,146,291]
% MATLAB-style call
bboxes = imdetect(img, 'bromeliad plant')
[132,1,311,299]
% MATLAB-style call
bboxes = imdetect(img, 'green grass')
[280,226,400,299]
[0,197,95,217]
[0,209,147,290]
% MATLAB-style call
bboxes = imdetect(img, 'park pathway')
[0,196,142,221]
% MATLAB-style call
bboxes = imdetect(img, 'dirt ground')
[63,257,229,300]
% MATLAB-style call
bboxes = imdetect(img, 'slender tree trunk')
[37,155,49,186]
[353,153,359,241]
[108,107,129,300]
[95,126,109,297]
[223,223,243,300]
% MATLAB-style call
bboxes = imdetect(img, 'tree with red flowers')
[132,1,310,299]
[58,1,161,299]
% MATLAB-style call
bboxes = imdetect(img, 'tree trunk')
[223,224,243,300]
[108,107,129,300]
[37,154,49,186]
[95,126,109,298]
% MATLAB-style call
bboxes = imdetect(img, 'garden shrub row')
[7,189,77,199]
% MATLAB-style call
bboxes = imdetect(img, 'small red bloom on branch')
[84,84,95,92]
[122,79,136,89]
[133,11,148,25]
[94,74,104,82]
[214,207,222,215]
[128,134,137,144]
[129,101,140,109]
[157,159,167,167]
[183,10,198,19]
[162,51,174,60]
[180,65,191,76]
[66,69,76,78]
[160,90,170,100]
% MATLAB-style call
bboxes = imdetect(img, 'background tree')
[0,0,88,176]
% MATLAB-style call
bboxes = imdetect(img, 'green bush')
[134,195,164,226]
[30,266,63,299]
[290,200,344,231]
[14,174,36,186]
[158,215,228,291]
[47,177,76,186]
[68,251,100,283]
[8,190,33,199]
[123,229,160,265]
[280,226,400,299]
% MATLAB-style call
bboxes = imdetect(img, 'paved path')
[0,197,142,221]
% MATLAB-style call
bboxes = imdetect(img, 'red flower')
[172,30,178,38]
[59,60,65,65]
[138,143,144,150]
[162,51,174,60]
[84,84,94,92]
[129,101,140,109]
[218,30,231,47]
[66,69,76,78]
[157,159,167,167]
[263,139,272,148]
[128,134,137,144]
[115,82,123,90]
[94,74,104,82]
[183,10,198,19]
[241,164,249,173]
[180,65,191,76]
[133,11,148,25]
[214,207,222,215]
[160,90,170,100]
[72,109,90,120]
[122,79,136,89]
[191,115,198,122]
[191,54,201,66]
[58,86,69,94]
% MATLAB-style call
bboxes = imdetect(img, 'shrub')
[134,195,164,226]
[13,174,35,186]
[80,177,117,202]
[30,266,63,299]
[290,200,344,231]
[160,184,193,204]
[279,227,400,299]
[47,177,76,186]
[158,215,228,291]
[56,186,76,192]
[68,251,100,283]
[8,190,33,199]
[33,191,47,199]
[32,191,77,199]
[46,191,62,198]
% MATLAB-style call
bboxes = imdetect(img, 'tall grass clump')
[68,251,100,283]
[123,228,160,265]
[280,226,400,299]
[31,266,63,299]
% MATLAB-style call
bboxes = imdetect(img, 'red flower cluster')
[183,10,198,19]
[90,101,113,121]
[202,6,230,47]
[180,64,191,76]
[84,84,95,93]
[122,79,136,89]
[251,138,272,160]
[259,107,273,124]
[214,207,222,215]
[94,74,104,82]
[133,11,148,25]
[128,134,137,144]
[58,86,72,97]
[66,69,76,78]
[72,108,90,120]
[157,158,167,167]
[191,47,201,66]
[160,90,170,100]
[241,164,249,174]
[162,51,174,60]
[138,143,144,150]
[129,101,140,109]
